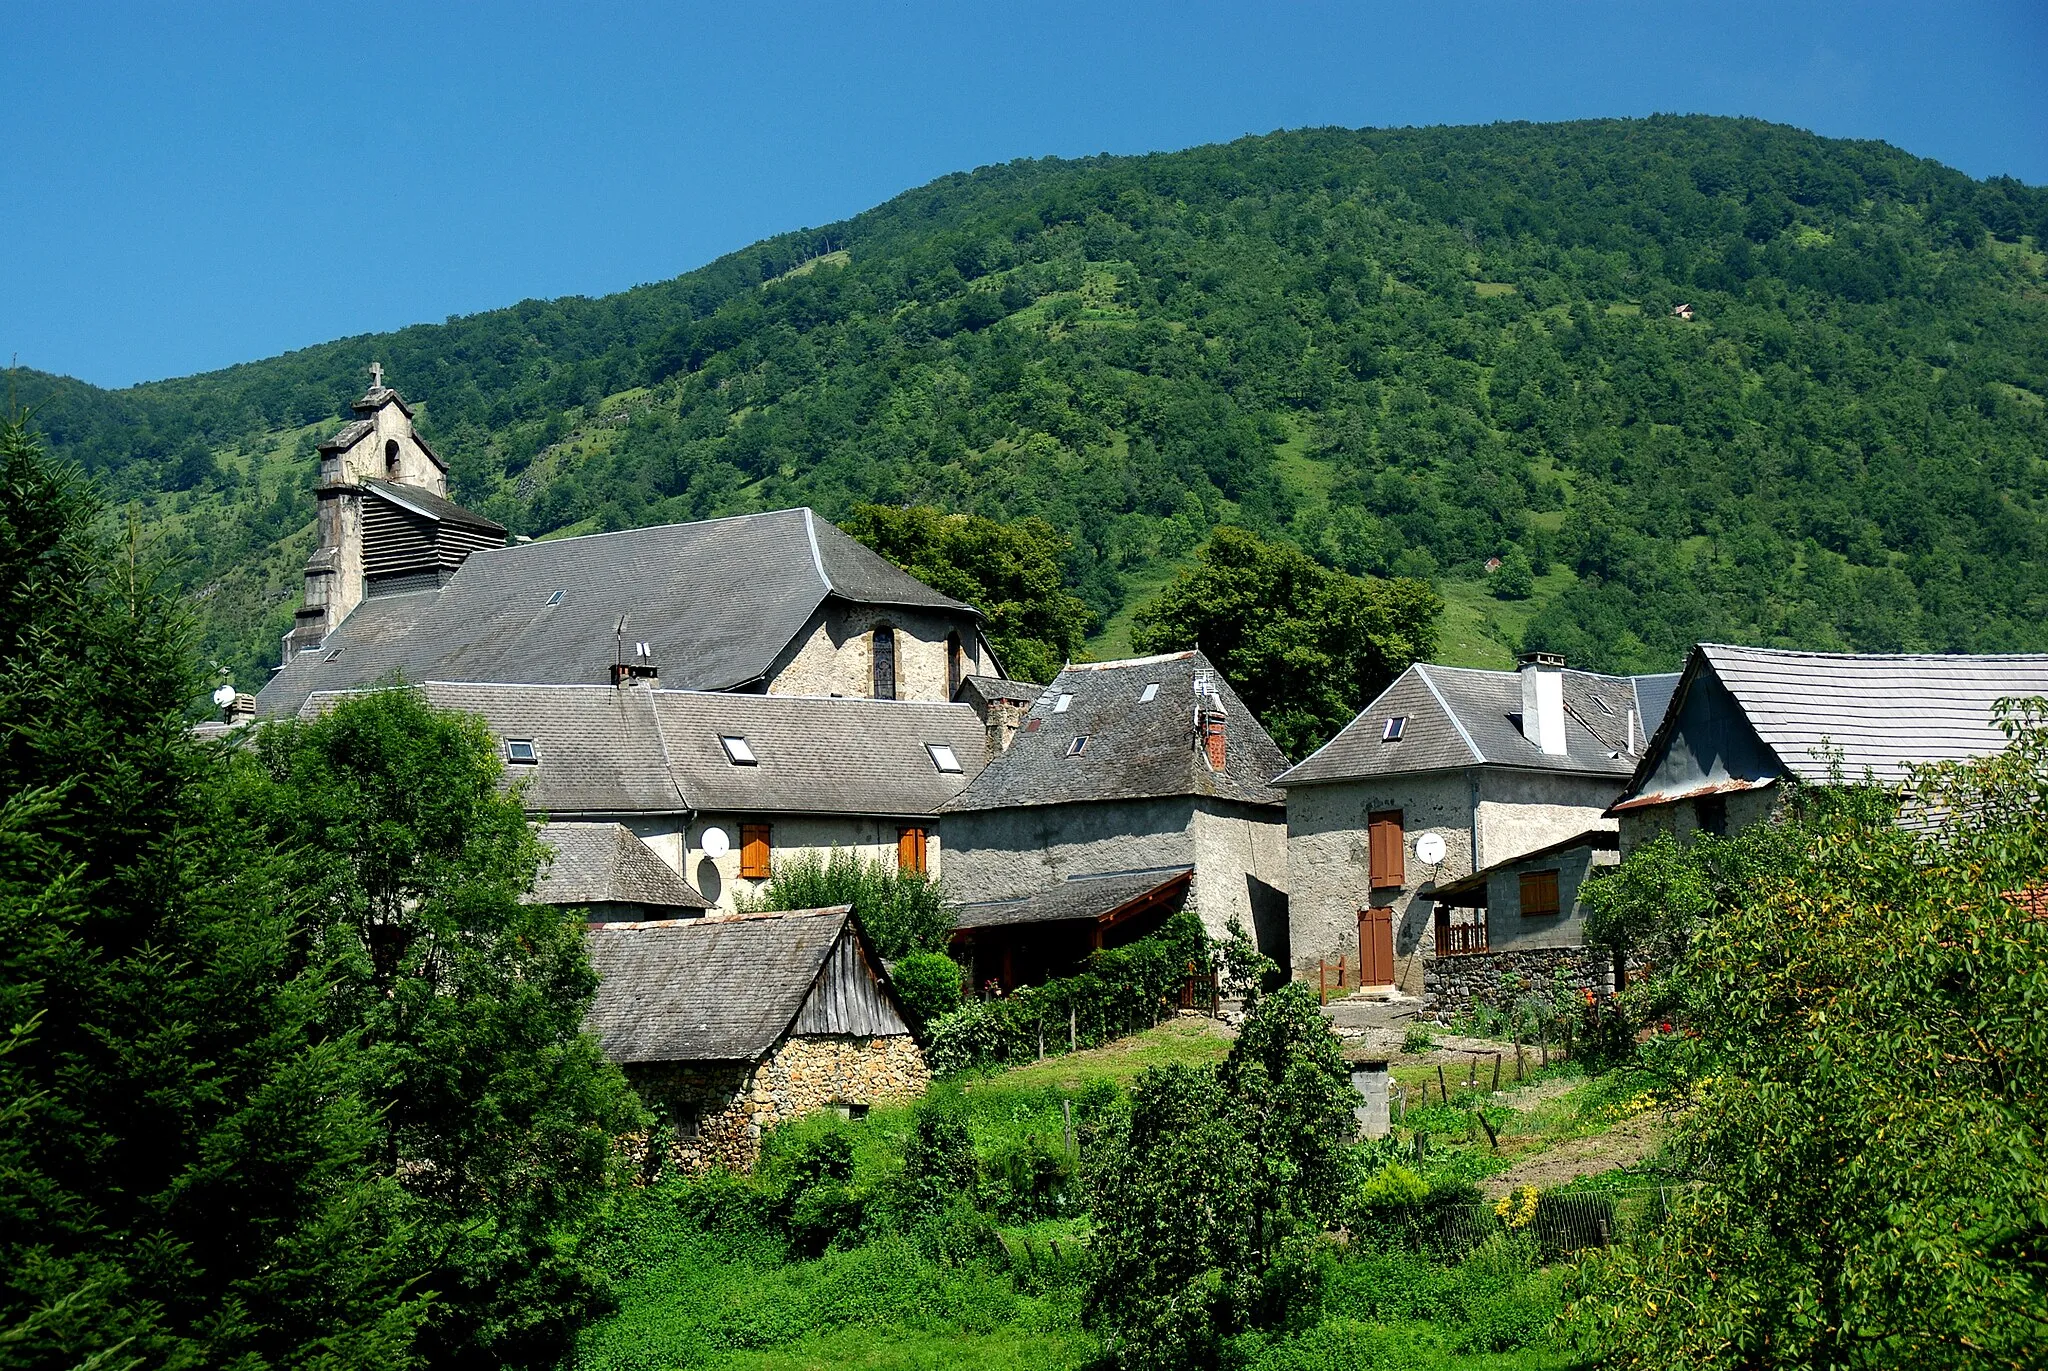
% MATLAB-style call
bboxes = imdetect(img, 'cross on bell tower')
[368,361,384,390]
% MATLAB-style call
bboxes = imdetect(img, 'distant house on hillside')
[1610,644,2048,850]
[256,377,1003,718]
[940,651,1292,990]
[583,907,928,1174]
[299,681,988,911]
[1274,651,1678,1009]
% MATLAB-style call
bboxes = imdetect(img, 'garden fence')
[1428,1185,1697,1262]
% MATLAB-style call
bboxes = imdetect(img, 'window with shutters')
[1519,869,1561,918]
[1368,810,1405,889]
[898,826,928,874]
[739,824,772,879]
[872,627,897,700]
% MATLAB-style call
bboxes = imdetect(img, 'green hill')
[16,116,2048,692]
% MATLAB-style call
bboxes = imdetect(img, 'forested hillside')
[16,115,2048,690]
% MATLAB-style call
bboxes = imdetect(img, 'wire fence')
[1429,1184,1696,1263]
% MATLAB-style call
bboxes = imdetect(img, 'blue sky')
[5,1,2043,389]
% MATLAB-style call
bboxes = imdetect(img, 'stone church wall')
[766,604,986,702]
[628,1033,930,1174]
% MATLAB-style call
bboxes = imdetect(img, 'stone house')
[256,377,1001,719]
[1610,643,2048,852]
[299,680,989,912]
[583,906,929,1173]
[532,821,712,924]
[939,651,1292,989]
[1424,830,1619,1013]
[1275,652,1679,999]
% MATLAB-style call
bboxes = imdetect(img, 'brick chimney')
[1194,671,1227,770]
[1517,650,1567,756]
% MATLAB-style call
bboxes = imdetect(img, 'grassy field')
[571,1018,1672,1370]
[1432,568,1576,670]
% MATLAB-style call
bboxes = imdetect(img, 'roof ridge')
[1703,642,2048,664]
[801,508,833,595]
[1064,651,1197,671]
[472,505,813,555]
[1415,664,1487,765]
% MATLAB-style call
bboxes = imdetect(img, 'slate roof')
[317,418,376,453]
[952,867,1193,930]
[943,652,1289,813]
[362,479,506,534]
[651,692,988,816]
[956,674,1040,706]
[255,507,979,718]
[534,822,710,911]
[583,906,865,1062]
[298,682,984,817]
[1616,644,2048,806]
[1274,663,1682,786]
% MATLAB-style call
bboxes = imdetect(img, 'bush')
[898,1105,979,1219]
[1401,1023,1435,1054]
[745,848,952,959]
[891,950,964,1028]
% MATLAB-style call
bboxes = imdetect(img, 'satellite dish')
[699,826,731,859]
[211,684,238,709]
[1415,832,1447,866]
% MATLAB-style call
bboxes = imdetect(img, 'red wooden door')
[1358,907,1395,986]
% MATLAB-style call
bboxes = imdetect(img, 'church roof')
[361,478,506,534]
[255,507,977,718]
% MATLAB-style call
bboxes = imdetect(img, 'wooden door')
[1358,907,1395,986]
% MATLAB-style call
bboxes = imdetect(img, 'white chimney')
[1518,651,1567,756]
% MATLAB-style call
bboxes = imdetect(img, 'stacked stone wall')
[627,1033,930,1174]
[1424,945,1611,1019]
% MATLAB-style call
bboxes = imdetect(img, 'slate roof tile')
[534,822,710,911]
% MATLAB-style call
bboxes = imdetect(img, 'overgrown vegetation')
[18,117,2048,696]
[742,848,953,961]
[0,421,642,1369]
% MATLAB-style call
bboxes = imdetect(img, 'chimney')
[1517,650,1567,756]
[1194,671,1227,770]
[612,639,658,686]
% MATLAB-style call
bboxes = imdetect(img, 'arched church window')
[384,440,401,476]
[872,626,897,700]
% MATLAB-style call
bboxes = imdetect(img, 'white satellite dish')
[1414,832,1447,866]
[211,684,238,708]
[699,826,731,859]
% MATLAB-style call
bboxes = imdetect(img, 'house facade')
[1425,830,1620,1013]
[1611,644,2048,851]
[939,652,1292,988]
[300,680,989,912]
[583,907,929,1173]
[1275,652,1678,1003]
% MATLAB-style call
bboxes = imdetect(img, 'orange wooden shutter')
[1519,869,1561,917]
[739,824,771,879]
[897,826,927,874]
[1368,810,1405,888]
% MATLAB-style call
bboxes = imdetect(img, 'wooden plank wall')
[792,930,910,1038]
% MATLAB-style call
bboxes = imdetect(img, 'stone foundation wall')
[1424,945,1614,1018]
[627,1033,931,1175]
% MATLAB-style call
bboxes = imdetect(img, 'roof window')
[505,739,539,764]
[1383,716,1406,742]
[1068,735,1090,756]
[1139,682,1159,703]
[324,648,342,663]
[719,735,757,765]
[546,589,564,607]
[1592,695,1614,715]
[1053,693,1073,714]
[927,743,962,773]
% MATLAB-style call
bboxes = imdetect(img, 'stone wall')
[765,603,986,703]
[627,1032,931,1174]
[1424,945,1632,1018]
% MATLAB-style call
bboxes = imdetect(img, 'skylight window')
[719,735,757,765]
[1053,694,1073,714]
[546,589,564,607]
[1382,716,1407,742]
[1139,683,1159,703]
[1593,696,1614,715]
[1068,735,1090,756]
[927,743,962,774]
[505,739,539,764]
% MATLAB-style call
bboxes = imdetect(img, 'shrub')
[1401,1023,1435,1054]
[898,1105,979,1219]
[745,848,952,959]
[891,950,964,1028]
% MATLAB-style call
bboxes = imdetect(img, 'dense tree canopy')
[13,116,2048,689]
[1131,526,1439,755]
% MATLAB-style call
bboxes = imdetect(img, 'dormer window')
[505,739,539,764]
[926,743,962,773]
[1383,716,1406,742]
[1068,735,1090,756]
[719,735,757,765]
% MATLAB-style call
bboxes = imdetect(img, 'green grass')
[710,1328,1092,1370]
[1431,567,1576,669]
[1086,553,1191,660]
[964,1016,1233,1093]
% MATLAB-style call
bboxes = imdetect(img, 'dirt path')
[1479,1114,1667,1197]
